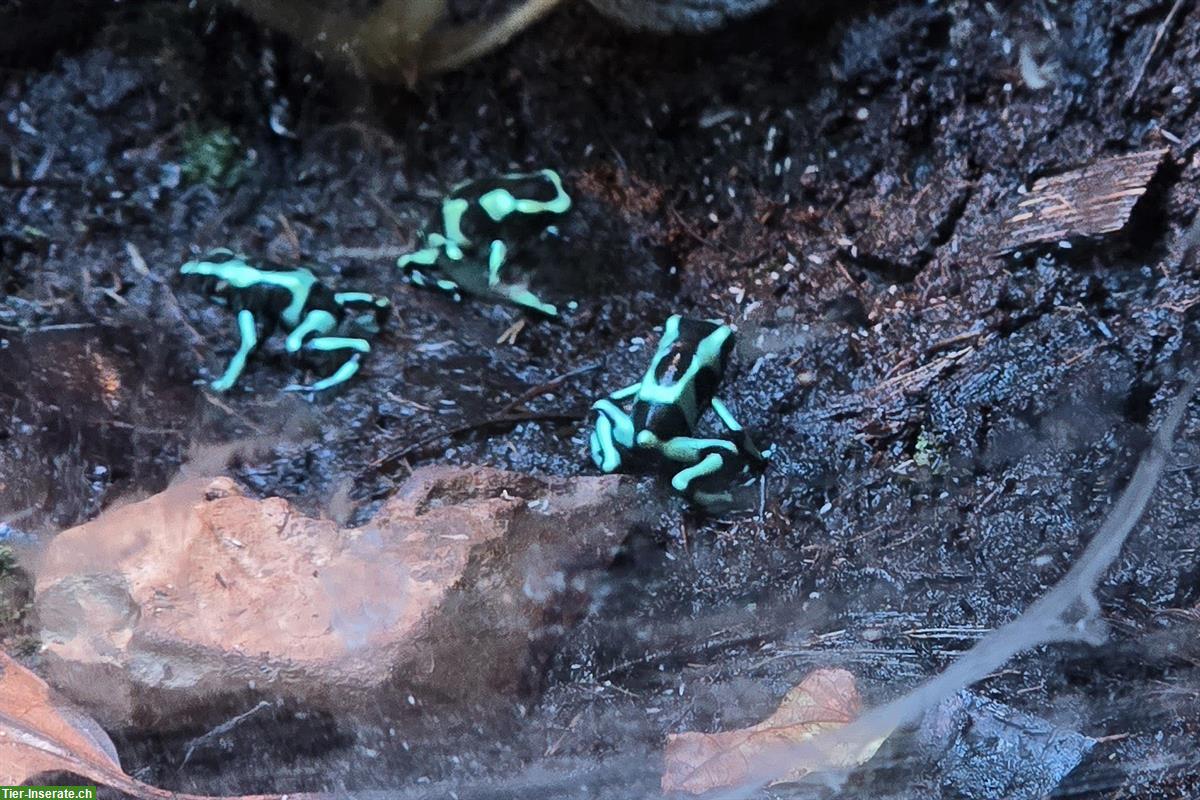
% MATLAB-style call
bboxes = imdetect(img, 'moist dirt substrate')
[2,1,1200,797]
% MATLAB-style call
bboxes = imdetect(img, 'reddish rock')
[33,467,635,731]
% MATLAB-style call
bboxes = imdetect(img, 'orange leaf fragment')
[0,650,315,800]
[0,649,126,786]
[662,668,886,795]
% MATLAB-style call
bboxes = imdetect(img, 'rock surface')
[33,467,635,731]
[916,690,1096,800]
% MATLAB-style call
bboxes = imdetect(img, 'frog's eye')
[203,249,237,264]
[677,318,722,340]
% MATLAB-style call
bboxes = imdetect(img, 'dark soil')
[3,0,1200,797]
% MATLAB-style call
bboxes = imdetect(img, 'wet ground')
[3,0,1200,797]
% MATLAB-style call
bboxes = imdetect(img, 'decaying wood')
[998,148,1168,252]
[798,342,981,436]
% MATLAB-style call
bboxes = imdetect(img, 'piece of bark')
[997,148,1167,252]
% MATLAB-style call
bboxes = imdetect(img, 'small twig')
[496,318,526,346]
[669,207,739,257]
[370,363,598,473]
[276,214,301,260]
[421,0,565,73]
[1,506,36,526]
[102,287,129,307]
[202,393,268,435]
[1126,0,1187,101]
[495,362,599,417]
[129,246,208,351]
[544,711,582,758]
[367,190,409,234]
[924,328,984,356]
[95,419,182,435]
[180,701,272,769]
[0,322,97,333]
[882,355,915,381]
[125,242,150,277]
[371,410,585,473]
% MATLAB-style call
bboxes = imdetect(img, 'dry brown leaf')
[0,650,313,800]
[662,668,887,795]
[0,649,126,785]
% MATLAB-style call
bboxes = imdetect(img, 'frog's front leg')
[398,246,462,302]
[334,292,391,335]
[286,336,371,392]
[589,394,637,472]
[487,239,507,287]
[398,246,465,303]
[709,396,767,463]
[210,308,263,392]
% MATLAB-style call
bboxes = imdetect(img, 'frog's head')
[651,315,733,390]
[635,315,734,432]
[180,248,251,300]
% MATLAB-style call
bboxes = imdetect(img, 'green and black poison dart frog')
[588,315,766,510]
[397,169,571,316]
[180,249,390,393]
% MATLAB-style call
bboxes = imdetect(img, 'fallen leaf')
[0,650,312,800]
[662,668,887,795]
[0,649,125,786]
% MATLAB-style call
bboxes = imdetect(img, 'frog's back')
[449,170,570,244]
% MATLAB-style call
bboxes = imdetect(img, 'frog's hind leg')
[494,281,557,317]
[210,308,263,392]
[286,336,371,392]
[284,309,337,354]
[641,433,748,510]
[662,438,751,512]
[670,452,729,497]
[482,238,562,316]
